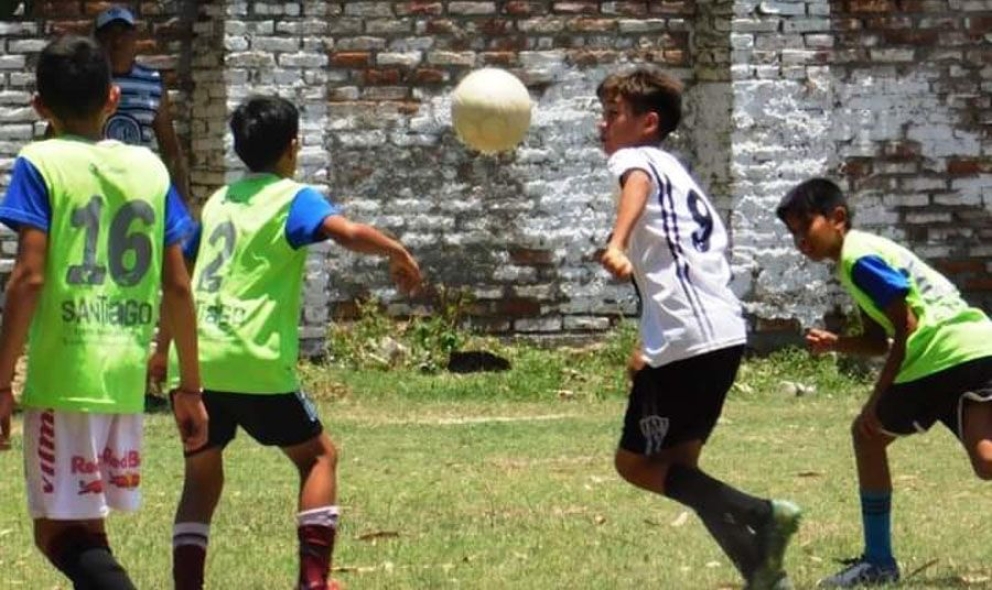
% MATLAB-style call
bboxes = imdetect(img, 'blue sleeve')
[285,186,341,249]
[163,185,194,246]
[181,222,202,261]
[851,255,910,309]
[0,157,51,232]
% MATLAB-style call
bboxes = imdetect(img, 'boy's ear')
[643,111,660,139]
[103,84,121,118]
[31,93,53,122]
[830,205,849,228]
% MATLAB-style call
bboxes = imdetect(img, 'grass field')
[2,343,991,589]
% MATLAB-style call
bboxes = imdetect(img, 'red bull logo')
[101,448,141,470]
[78,479,103,495]
[108,472,141,489]
[72,456,100,474]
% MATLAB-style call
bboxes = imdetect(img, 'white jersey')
[608,147,746,367]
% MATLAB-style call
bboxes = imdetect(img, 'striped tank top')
[103,63,163,148]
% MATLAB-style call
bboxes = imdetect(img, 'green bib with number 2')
[181,174,308,394]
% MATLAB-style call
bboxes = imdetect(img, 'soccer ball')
[451,68,532,154]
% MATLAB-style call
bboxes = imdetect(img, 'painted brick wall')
[2,0,991,353]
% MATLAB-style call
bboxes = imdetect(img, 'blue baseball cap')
[95,6,136,30]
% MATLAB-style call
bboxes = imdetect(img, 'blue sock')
[860,490,894,565]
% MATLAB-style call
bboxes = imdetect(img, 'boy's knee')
[613,451,634,482]
[850,417,882,446]
[292,434,338,475]
[970,445,992,480]
[614,450,650,485]
[315,434,337,468]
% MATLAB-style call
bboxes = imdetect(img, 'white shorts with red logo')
[23,409,143,520]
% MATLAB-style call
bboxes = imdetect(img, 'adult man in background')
[95,5,190,203]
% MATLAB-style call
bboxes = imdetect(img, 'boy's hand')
[170,389,208,452]
[806,328,838,354]
[627,346,645,383]
[601,245,633,279]
[389,252,422,295]
[146,350,167,394]
[0,387,12,451]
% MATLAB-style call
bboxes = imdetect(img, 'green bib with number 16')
[186,174,308,394]
[20,138,168,413]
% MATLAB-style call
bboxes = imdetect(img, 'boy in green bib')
[0,35,204,589]
[777,178,992,587]
[156,95,421,590]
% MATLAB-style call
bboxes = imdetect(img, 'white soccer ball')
[451,68,532,154]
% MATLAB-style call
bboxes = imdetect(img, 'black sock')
[47,528,137,590]
[664,463,771,576]
[698,509,761,578]
[664,463,771,528]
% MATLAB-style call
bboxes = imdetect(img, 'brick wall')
[2,0,992,352]
[830,0,992,311]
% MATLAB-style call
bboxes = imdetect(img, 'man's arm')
[153,89,190,204]
[0,228,48,447]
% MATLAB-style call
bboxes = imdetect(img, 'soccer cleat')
[749,499,802,590]
[325,580,343,590]
[817,556,900,588]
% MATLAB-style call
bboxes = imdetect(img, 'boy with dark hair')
[156,95,421,590]
[777,178,992,587]
[0,35,205,589]
[596,67,801,590]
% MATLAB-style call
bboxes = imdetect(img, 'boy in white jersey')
[597,68,801,590]
[153,95,422,590]
[0,35,204,589]
[778,178,992,587]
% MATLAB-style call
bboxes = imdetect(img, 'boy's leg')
[820,399,903,587]
[36,518,136,590]
[282,432,339,590]
[172,390,237,590]
[616,348,799,588]
[226,390,333,589]
[615,444,763,577]
[851,415,897,567]
[960,396,992,479]
[173,447,225,590]
[23,410,140,589]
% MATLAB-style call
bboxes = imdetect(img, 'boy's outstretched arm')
[806,309,889,356]
[602,169,651,279]
[0,227,47,449]
[161,243,207,451]
[320,215,422,294]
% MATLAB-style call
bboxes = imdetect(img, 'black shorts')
[619,345,744,456]
[190,390,324,454]
[877,356,992,439]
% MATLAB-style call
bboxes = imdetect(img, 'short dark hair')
[36,35,111,121]
[776,178,852,229]
[230,95,299,171]
[596,68,683,142]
